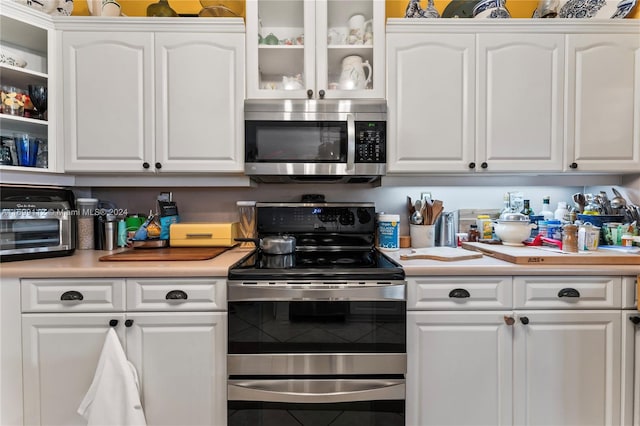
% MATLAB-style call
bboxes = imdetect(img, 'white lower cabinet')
[20,278,227,426]
[622,309,640,426]
[407,276,628,426]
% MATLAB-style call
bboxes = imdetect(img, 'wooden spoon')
[430,200,444,225]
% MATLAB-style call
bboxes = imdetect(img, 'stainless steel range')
[227,202,406,425]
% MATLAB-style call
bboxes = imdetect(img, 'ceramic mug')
[347,14,372,45]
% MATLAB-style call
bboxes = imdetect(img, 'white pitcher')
[338,56,372,90]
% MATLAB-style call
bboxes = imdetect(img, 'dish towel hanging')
[77,328,147,426]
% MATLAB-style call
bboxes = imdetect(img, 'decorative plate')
[0,48,27,68]
[558,0,638,18]
[12,0,73,16]
[442,0,480,18]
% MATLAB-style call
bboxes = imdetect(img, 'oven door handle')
[227,284,406,301]
[228,378,405,403]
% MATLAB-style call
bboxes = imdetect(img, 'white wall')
[91,183,584,235]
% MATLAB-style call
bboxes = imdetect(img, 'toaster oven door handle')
[228,378,405,403]
[346,113,355,173]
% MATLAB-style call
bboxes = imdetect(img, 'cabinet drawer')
[407,276,512,310]
[126,278,226,311]
[513,276,622,309]
[21,279,126,312]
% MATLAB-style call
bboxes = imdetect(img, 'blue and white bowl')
[473,0,512,18]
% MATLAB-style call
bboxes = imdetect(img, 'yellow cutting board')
[400,247,483,261]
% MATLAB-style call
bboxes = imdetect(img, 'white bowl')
[494,221,536,246]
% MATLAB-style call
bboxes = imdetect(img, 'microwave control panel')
[355,121,385,163]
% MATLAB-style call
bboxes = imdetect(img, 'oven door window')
[245,121,347,163]
[228,301,406,354]
[0,219,60,250]
[228,400,405,426]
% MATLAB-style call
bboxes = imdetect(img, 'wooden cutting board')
[99,247,229,261]
[400,247,483,261]
[462,242,640,265]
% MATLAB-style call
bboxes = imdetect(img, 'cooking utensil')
[430,200,444,225]
[610,187,628,211]
[572,193,585,213]
[234,235,296,254]
[410,210,423,225]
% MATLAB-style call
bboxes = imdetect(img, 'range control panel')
[355,121,385,163]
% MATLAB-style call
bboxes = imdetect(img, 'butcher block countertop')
[1,246,638,278]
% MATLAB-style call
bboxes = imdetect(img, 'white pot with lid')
[493,212,536,246]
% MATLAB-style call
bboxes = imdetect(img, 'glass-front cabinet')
[246,0,385,99]
[0,2,55,174]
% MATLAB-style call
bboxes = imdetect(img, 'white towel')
[78,328,147,426]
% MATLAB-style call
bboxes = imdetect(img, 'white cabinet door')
[565,34,640,172]
[155,32,244,173]
[62,31,154,173]
[22,314,125,426]
[126,312,227,426]
[477,33,564,172]
[407,311,513,426]
[513,310,621,426]
[622,312,640,426]
[387,33,475,173]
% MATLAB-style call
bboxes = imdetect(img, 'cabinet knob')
[468,162,476,169]
[166,290,188,300]
[569,162,578,169]
[318,89,325,99]
[155,162,162,169]
[520,316,530,325]
[504,316,515,326]
[448,288,470,298]
[480,162,488,169]
[630,316,640,325]
[109,319,118,327]
[307,89,313,99]
[60,290,84,301]
[143,162,150,169]
[125,319,134,327]
[558,287,580,298]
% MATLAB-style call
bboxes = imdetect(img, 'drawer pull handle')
[630,316,640,325]
[520,316,530,325]
[166,290,188,300]
[60,290,84,301]
[109,319,118,327]
[125,319,134,327]
[558,288,580,298]
[449,288,470,298]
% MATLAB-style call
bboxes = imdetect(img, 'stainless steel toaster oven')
[0,185,76,262]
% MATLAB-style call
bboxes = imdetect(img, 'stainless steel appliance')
[244,99,387,183]
[227,202,406,425]
[0,185,76,262]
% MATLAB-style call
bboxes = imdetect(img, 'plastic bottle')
[377,214,400,251]
[554,201,569,221]
[476,215,492,240]
[540,196,554,221]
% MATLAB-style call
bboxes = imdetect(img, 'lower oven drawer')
[228,378,405,426]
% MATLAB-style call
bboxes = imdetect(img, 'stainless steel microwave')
[0,185,76,262]
[244,99,387,183]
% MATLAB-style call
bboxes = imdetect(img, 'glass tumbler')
[237,201,256,248]
[14,133,38,167]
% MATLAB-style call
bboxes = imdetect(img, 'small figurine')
[404,0,440,18]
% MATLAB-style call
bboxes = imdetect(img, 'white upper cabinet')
[565,33,640,172]
[0,2,57,174]
[61,19,244,174]
[386,20,639,175]
[246,0,385,99]
[477,33,564,172]
[386,32,476,172]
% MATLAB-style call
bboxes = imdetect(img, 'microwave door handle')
[228,379,405,403]
[346,113,355,173]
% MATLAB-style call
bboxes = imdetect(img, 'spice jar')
[562,224,578,253]
[468,224,480,242]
